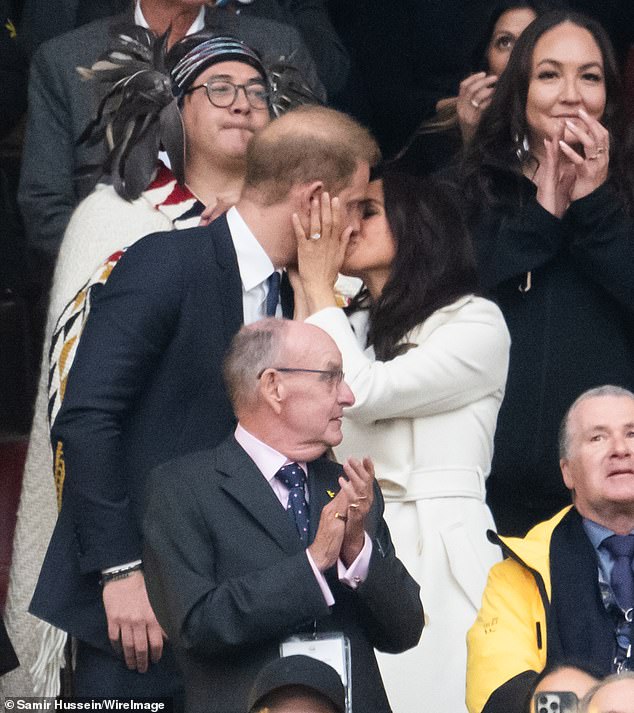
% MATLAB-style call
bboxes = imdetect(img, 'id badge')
[280,633,352,713]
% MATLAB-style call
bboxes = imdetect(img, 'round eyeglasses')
[185,79,270,110]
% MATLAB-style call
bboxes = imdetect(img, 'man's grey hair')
[558,385,634,460]
[580,670,634,712]
[223,318,289,414]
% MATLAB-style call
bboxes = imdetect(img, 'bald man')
[143,319,423,713]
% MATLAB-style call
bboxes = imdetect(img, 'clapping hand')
[307,456,376,571]
[535,109,609,218]
[557,108,609,201]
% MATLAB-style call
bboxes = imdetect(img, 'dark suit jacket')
[143,436,424,713]
[30,215,287,650]
[17,8,323,256]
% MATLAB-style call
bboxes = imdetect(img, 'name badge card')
[280,633,351,713]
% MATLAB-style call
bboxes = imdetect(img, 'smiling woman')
[457,10,634,537]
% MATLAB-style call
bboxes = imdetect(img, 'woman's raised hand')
[558,108,610,201]
[292,192,353,314]
[456,72,498,144]
[535,119,575,218]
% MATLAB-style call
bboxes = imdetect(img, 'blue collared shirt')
[582,518,634,586]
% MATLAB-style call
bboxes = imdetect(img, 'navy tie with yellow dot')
[275,463,309,546]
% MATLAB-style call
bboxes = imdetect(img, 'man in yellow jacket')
[467,385,634,713]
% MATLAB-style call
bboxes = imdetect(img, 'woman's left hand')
[292,191,352,314]
[557,108,609,202]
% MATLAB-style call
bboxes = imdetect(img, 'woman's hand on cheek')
[292,192,352,314]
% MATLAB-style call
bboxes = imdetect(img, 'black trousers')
[74,640,183,711]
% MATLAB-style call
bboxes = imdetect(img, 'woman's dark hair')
[523,659,604,713]
[471,0,560,73]
[347,170,479,361]
[461,9,633,213]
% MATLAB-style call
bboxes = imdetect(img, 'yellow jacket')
[466,507,572,713]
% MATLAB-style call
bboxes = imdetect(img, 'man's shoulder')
[33,11,129,66]
[147,437,242,495]
[204,10,302,59]
[118,216,231,269]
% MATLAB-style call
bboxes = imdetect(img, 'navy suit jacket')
[143,435,424,713]
[31,215,288,649]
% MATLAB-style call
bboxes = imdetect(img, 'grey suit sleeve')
[18,42,78,257]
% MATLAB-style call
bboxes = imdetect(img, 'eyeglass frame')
[257,367,345,386]
[184,78,271,110]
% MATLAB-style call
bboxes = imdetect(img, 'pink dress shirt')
[234,424,372,605]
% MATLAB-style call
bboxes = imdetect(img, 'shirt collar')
[135,1,206,34]
[226,206,275,293]
[582,517,634,549]
[235,424,306,484]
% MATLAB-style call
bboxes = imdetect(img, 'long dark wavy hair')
[460,9,634,214]
[346,170,479,361]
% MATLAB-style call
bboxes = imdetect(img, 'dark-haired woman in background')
[457,10,634,536]
[396,0,554,176]
[292,170,510,713]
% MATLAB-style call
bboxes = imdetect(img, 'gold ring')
[357,495,368,501]
[334,511,348,523]
[470,98,480,109]
[349,503,360,510]
[309,232,321,241]
[596,146,606,154]
[587,154,599,160]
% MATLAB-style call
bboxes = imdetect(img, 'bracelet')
[100,563,143,586]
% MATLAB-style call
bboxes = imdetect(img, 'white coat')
[306,294,511,713]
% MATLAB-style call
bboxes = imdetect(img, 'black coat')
[143,435,424,713]
[469,176,634,535]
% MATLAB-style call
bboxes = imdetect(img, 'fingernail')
[565,119,576,130]
[578,108,589,117]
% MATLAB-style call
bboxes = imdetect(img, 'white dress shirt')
[135,1,206,34]
[226,206,281,322]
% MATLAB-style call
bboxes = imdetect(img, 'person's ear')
[293,181,323,229]
[258,368,285,415]
[561,459,573,491]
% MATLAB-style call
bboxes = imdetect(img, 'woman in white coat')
[292,170,511,713]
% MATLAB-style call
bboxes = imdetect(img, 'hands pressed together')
[535,108,609,218]
[308,457,376,572]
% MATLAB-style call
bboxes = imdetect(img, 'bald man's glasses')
[258,367,344,386]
